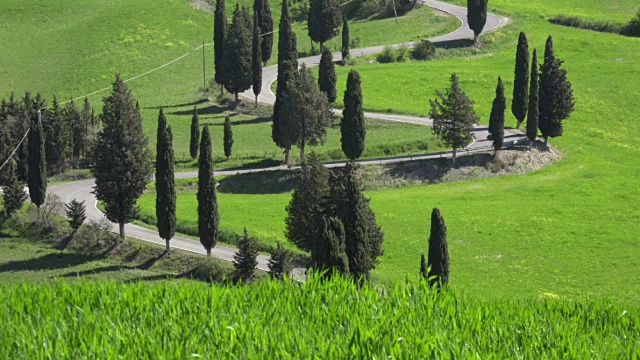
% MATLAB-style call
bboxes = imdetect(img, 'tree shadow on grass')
[217,169,296,194]
[0,253,100,273]
[432,38,475,49]
[208,116,272,126]
[146,98,209,110]
[169,104,227,117]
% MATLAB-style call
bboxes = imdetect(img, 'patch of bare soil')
[191,0,213,13]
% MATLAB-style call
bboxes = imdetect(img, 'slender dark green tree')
[539,35,574,145]
[427,208,449,288]
[252,12,263,107]
[190,107,200,160]
[341,70,366,161]
[223,116,234,160]
[156,108,167,160]
[254,0,274,66]
[224,5,254,101]
[2,169,27,219]
[429,73,479,166]
[320,216,350,275]
[308,0,343,49]
[80,97,98,159]
[92,74,153,238]
[233,228,259,282]
[65,99,85,160]
[214,0,227,94]
[488,77,506,152]
[27,97,47,209]
[43,96,67,175]
[341,16,350,60]
[65,199,86,233]
[267,241,293,279]
[467,0,488,46]
[318,46,337,103]
[285,151,330,252]
[156,121,176,252]
[512,32,530,129]
[526,49,539,150]
[420,253,428,280]
[197,126,220,256]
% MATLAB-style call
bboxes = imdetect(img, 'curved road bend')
[51,1,517,271]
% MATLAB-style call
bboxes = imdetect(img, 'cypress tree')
[233,228,259,283]
[16,93,31,183]
[320,216,350,275]
[156,121,176,252]
[156,108,167,161]
[526,49,539,151]
[427,208,449,288]
[223,116,234,160]
[341,70,366,161]
[224,5,254,102]
[252,12,263,107]
[429,73,479,166]
[65,99,85,160]
[318,46,337,103]
[197,126,220,256]
[420,253,428,281]
[27,96,47,209]
[2,169,27,218]
[539,36,574,145]
[65,199,86,233]
[43,96,68,175]
[92,74,153,238]
[254,0,274,66]
[341,17,350,60]
[512,32,530,129]
[488,77,506,152]
[190,107,200,160]
[308,0,343,48]
[80,97,94,159]
[467,0,488,46]
[17,139,28,183]
[214,0,227,94]
[267,241,293,279]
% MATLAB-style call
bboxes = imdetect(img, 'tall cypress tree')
[156,108,167,161]
[341,17,350,60]
[224,5,254,101]
[16,93,31,183]
[488,77,506,152]
[92,74,153,238]
[427,208,449,288]
[308,0,343,49]
[526,49,539,151]
[512,32,530,129]
[190,107,200,160]
[467,0,488,46]
[318,46,337,103]
[214,0,227,95]
[43,96,67,175]
[2,169,27,218]
[539,36,574,145]
[252,12,263,107]
[254,0,274,66]
[420,253,428,281]
[233,228,259,283]
[223,116,234,160]
[197,126,220,256]
[320,216,350,275]
[156,114,176,252]
[341,70,366,161]
[27,96,47,209]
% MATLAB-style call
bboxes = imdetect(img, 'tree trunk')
[529,139,533,151]
[255,95,259,108]
[284,146,291,164]
[300,142,306,164]
[516,120,523,129]
[452,147,457,166]
[165,239,171,252]
[235,92,239,102]
[220,84,224,96]
[119,221,125,238]
[320,42,323,51]
[473,33,479,47]
[207,248,211,256]
[544,136,548,145]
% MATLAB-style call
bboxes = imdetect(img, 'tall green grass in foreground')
[0,278,638,358]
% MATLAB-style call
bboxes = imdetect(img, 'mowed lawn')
[137,1,640,303]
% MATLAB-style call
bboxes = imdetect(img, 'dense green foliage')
[252,13,263,105]
[526,49,539,148]
[197,126,219,256]
[214,0,227,92]
[253,0,274,66]
[488,77,505,151]
[233,228,259,282]
[267,241,293,279]
[64,199,86,232]
[223,116,234,160]
[91,75,153,238]
[411,40,436,60]
[43,97,67,175]
[2,171,27,218]
[341,70,366,161]
[319,216,350,274]
[155,115,176,250]
[427,208,449,287]
[223,5,253,101]
[318,47,337,103]
[189,107,199,160]
[341,17,350,59]
[308,0,343,46]
[467,0,488,44]
[512,32,529,128]
[27,96,47,208]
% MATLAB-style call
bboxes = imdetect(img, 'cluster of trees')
[188,108,234,162]
[285,153,384,282]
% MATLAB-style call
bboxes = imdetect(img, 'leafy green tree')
[318,46,337,103]
[341,70,366,161]
[190,107,200,160]
[197,126,220,256]
[308,0,343,48]
[252,13,263,107]
[526,49,539,150]
[2,170,27,218]
[280,65,333,163]
[429,73,479,166]
[512,32,530,129]
[467,0,488,46]
[488,77,506,152]
[233,228,259,282]
[427,208,449,288]
[224,4,254,101]
[65,199,86,233]
[214,0,227,94]
[92,74,153,238]
[254,0,274,66]
[223,116,234,160]
[539,36,574,145]
[156,113,176,252]
[267,241,294,279]
[420,253,428,280]
[341,16,350,60]
[285,152,330,252]
[43,96,68,175]
[27,96,47,209]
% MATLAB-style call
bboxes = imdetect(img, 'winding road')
[51,0,520,272]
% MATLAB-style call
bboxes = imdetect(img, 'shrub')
[411,40,436,60]
[376,46,396,63]
[622,10,640,36]
[349,37,361,49]
[396,44,409,62]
